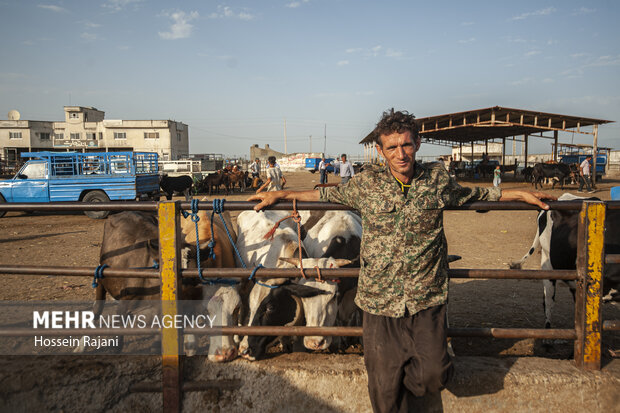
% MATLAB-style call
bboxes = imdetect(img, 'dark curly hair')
[372,108,418,147]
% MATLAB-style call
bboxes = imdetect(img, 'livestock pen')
[0,199,618,412]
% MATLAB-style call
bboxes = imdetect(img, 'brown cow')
[87,198,241,362]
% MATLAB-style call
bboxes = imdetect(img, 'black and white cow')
[160,174,194,200]
[235,210,362,359]
[531,163,572,190]
[510,193,620,329]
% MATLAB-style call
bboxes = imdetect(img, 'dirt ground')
[0,169,618,361]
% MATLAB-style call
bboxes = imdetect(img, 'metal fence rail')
[0,199,617,413]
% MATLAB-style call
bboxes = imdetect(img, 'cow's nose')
[212,346,237,362]
[304,337,327,350]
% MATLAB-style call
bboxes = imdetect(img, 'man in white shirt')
[578,156,595,193]
[256,156,286,193]
[318,157,330,184]
[339,154,355,185]
[250,158,261,178]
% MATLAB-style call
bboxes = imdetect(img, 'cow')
[227,170,246,192]
[294,210,362,351]
[509,193,619,332]
[160,174,194,201]
[521,166,534,183]
[531,162,571,190]
[234,210,318,360]
[86,202,242,362]
[196,171,229,195]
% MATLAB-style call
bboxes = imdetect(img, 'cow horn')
[333,259,352,267]
[278,257,300,266]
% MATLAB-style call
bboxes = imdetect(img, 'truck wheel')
[309,170,316,174]
[83,191,110,219]
[0,194,6,218]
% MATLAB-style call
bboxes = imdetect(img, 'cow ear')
[283,283,329,298]
[333,259,352,267]
[278,257,299,266]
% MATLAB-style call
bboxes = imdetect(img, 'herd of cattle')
[90,192,618,362]
[521,162,581,190]
[94,203,362,362]
[159,170,259,201]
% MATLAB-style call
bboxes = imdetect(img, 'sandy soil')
[0,169,618,360]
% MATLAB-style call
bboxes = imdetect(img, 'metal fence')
[0,199,618,412]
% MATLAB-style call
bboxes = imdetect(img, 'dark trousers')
[363,305,453,413]
[319,169,327,184]
[578,175,592,191]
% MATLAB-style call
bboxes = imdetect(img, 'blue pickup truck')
[0,151,160,219]
[559,154,607,181]
[305,157,335,173]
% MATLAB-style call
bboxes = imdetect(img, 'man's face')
[376,131,420,179]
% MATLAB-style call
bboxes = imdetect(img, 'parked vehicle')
[560,154,607,181]
[0,151,160,219]
[305,157,335,173]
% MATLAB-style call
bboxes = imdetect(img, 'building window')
[54,133,64,140]
[86,132,96,140]
[177,132,181,141]
[9,132,22,139]
[114,132,127,140]
[144,132,159,139]
[40,132,51,140]
[98,132,103,140]
[70,133,81,140]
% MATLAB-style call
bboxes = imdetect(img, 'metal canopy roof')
[360,106,614,146]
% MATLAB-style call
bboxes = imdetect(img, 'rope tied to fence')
[182,199,218,285]
[247,264,279,289]
[92,264,109,288]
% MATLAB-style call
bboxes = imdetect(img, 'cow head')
[278,257,352,351]
[203,283,242,362]
[244,282,328,360]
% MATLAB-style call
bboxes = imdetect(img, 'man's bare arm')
[499,189,557,210]
[248,189,320,211]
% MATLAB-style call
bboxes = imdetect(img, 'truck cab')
[305,157,335,173]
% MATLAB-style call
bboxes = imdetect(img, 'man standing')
[578,155,595,193]
[255,156,286,193]
[339,153,355,184]
[249,109,554,412]
[250,158,261,178]
[318,157,330,185]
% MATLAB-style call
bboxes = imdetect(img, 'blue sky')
[1,0,619,159]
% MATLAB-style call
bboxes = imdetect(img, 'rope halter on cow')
[262,198,324,283]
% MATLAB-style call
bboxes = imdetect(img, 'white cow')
[295,210,362,351]
[235,210,308,359]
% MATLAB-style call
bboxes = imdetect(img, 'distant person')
[482,152,489,165]
[493,165,501,187]
[318,157,330,185]
[256,156,286,193]
[339,154,355,185]
[448,156,456,177]
[578,156,595,193]
[250,158,261,178]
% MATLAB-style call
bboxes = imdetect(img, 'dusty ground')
[0,169,618,411]
[0,170,618,356]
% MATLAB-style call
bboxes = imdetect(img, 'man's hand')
[248,191,284,211]
[247,189,320,211]
[500,189,557,210]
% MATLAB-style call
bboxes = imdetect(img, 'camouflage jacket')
[319,162,502,318]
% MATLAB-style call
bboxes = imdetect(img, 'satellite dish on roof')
[8,110,20,120]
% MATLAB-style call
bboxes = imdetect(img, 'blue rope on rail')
[92,264,109,288]
[248,264,278,289]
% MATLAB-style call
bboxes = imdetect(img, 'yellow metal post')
[575,201,605,370]
[158,201,183,411]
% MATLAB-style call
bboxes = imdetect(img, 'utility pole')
[284,119,287,154]
[309,135,312,153]
[324,123,327,156]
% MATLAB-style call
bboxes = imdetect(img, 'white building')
[0,106,189,167]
